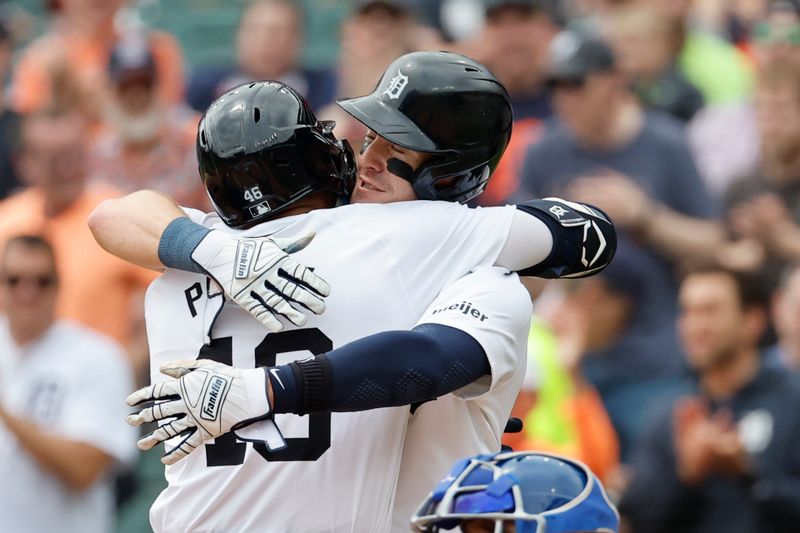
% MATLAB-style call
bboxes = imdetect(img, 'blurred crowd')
[1,0,800,532]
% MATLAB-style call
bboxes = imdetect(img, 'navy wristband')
[157,217,211,273]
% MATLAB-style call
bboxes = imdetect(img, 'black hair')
[681,262,771,311]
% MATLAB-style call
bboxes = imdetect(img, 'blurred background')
[1,1,800,532]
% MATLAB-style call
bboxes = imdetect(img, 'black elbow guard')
[516,197,616,279]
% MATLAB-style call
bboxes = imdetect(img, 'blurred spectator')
[0,108,155,354]
[320,0,436,148]
[689,1,800,198]
[667,0,755,106]
[91,35,206,209]
[11,0,185,120]
[0,18,21,201]
[518,29,723,460]
[0,235,135,533]
[691,0,771,48]
[565,0,754,104]
[727,65,800,210]
[507,250,660,483]
[688,102,760,199]
[470,0,561,206]
[187,0,336,114]
[297,0,357,70]
[619,264,800,533]
[751,0,800,72]
[722,66,800,273]
[604,4,704,122]
[471,0,557,119]
[766,263,800,371]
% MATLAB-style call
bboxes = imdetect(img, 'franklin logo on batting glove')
[235,240,256,279]
[126,359,285,465]
[201,374,230,420]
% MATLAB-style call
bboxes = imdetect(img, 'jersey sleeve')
[414,266,532,400]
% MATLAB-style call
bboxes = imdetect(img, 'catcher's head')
[337,50,513,204]
[196,81,356,229]
[412,451,619,533]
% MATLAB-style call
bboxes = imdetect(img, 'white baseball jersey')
[391,266,532,533]
[0,319,136,533]
[145,201,529,533]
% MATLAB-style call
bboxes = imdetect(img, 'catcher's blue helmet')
[412,451,619,533]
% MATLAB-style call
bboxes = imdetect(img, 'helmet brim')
[337,95,439,153]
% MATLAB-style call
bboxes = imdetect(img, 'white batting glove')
[191,231,330,332]
[126,359,286,465]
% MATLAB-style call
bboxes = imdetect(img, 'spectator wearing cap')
[10,0,185,118]
[619,264,800,533]
[90,35,206,209]
[187,0,336,114]
[518,28,724,462]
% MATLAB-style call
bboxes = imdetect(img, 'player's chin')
[351,185,391,204]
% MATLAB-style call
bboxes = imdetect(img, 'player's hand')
[126,359,286,465]
[191,231,330,332]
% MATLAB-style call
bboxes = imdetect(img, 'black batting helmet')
[337,51,513,203]
[197,81,356,228]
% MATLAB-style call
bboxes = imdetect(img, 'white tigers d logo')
[383,70,409,100]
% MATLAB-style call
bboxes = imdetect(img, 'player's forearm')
[88,190,187,271]
[635,204,725,262]
[0,407,112,491]
[269,324,489,415]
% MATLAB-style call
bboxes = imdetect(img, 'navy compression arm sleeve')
[269,323,490,415]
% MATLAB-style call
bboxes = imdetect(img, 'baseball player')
[91,52,615,532]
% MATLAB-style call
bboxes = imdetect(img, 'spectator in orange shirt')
[0,107,155,365]
[11,0,185,120]
[90,36,206,209]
